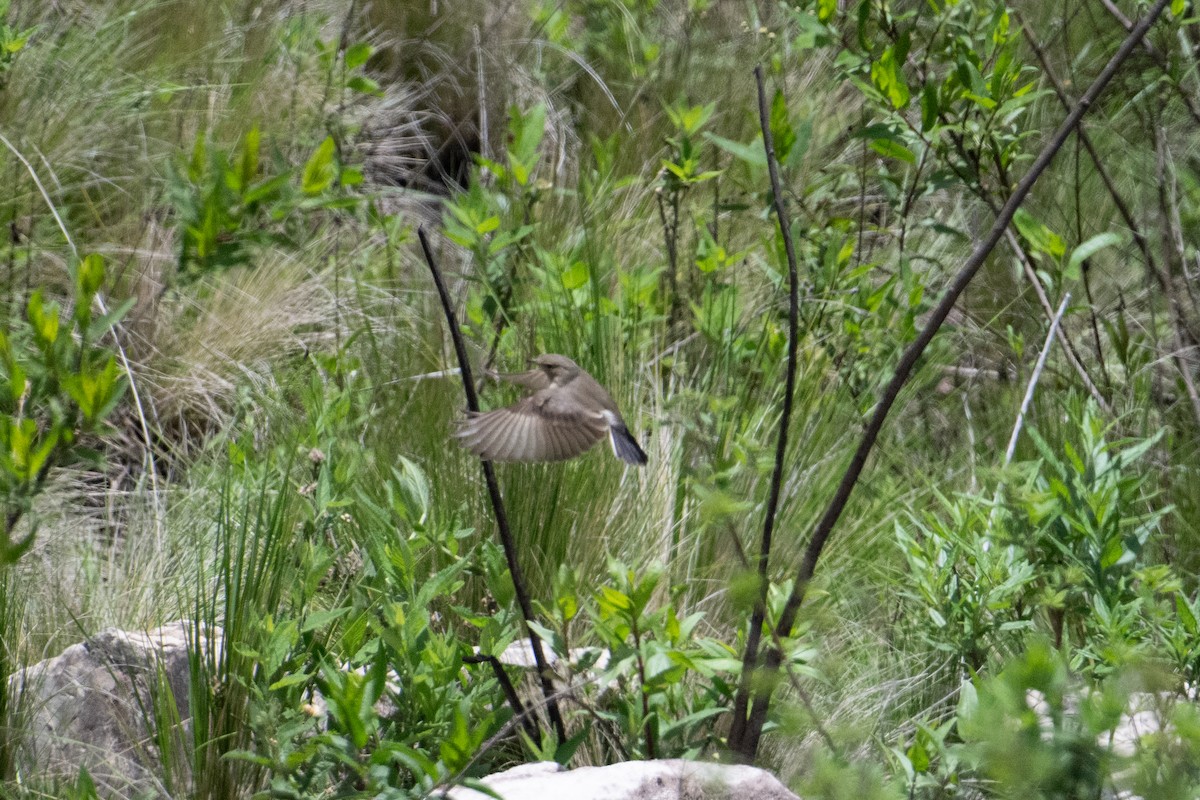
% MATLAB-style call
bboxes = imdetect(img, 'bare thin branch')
[1002,228,1111,413]
[734,0,1173,759]
[728,65,803,757]
[417,226,566,744]
[1005,293,1072,465]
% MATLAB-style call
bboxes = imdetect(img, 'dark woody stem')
[417,226,567,744]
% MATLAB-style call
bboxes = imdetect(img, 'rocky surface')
[7,621,222,797]
[442,759,801,800]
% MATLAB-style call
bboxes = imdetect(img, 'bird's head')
[529,353,581,385]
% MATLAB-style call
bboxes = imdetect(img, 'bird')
[455,354,648,466]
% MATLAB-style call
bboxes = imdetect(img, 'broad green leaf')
[301,136,336,195]
[1177,593,1199,636]
[346,75,381,96]
[1065,231,1125,282]
[344,41,372,69]
[1012,208,1065,259]
[870,137,916,164]
[870,45,911,109]
[26,292,59,346]
[77,253,106,299]
[561,261,589,290]
[704,133,766,168]
[770,91,795,164]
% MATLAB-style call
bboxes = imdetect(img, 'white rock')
[441,759,800,800]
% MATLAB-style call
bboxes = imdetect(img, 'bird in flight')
[455,354,648,466]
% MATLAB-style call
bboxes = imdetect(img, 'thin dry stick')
[733,0,1172,759]
[1152,126,1200,425]
[728,64,803,750]
[1098,0,1200,127]
[416,226,566,743]
[1019,19,1200,430]
[1002,228,1111,414]
[1004,293,1072,466]
[463,654,538,739]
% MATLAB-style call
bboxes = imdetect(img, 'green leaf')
[561,261,589,290]
[346,75,381,96]
[870,45,911,109]
[235,126,260,193]
[869,137,916,164]
[475,215,500,235]
[243,173,291,206]
[906,737,930,773]
[86,297,135,341]
[554,729,588,764]
[704,133,766,168]
[268,670,313,691]
[302,136,336,195]
[301,607,352,633]
[1012,208,1065,259]
[920,82,940,131]
[77,253,106,299]
[344,41,372,69]
[769,91,795,164]
[1065,231,1125,282]
[26,291,60,347]
[507,103,546,186]
[1176,593,1199,636]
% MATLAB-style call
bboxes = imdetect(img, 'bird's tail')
[609,424,648,466]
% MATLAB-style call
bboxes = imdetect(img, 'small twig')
[1019,18,1200,429]
[463,654,539,740]
[1098,0,1200,127]
[417,226,567,744]
[728,65,803,757]
[1002,228,1111,414]
[1004,293,1071,466]
[734,0,1172,759]
[1152,126,1200,427]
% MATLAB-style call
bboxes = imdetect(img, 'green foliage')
[589,560,734,757]
[896,400,1175,677]
[889,644,1200,799]
[167,129,360,284]
[4,0,1200,796]
[526,561,742,762]
[1010,402,1170,675]
[0,0,33,88]
[214,372,514,798]
[0,256,129,564]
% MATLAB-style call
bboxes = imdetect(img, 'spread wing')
[455,390,607,462]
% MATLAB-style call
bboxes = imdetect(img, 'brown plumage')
[455,354,648,465]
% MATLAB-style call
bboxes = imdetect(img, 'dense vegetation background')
[1,0,1200,797]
